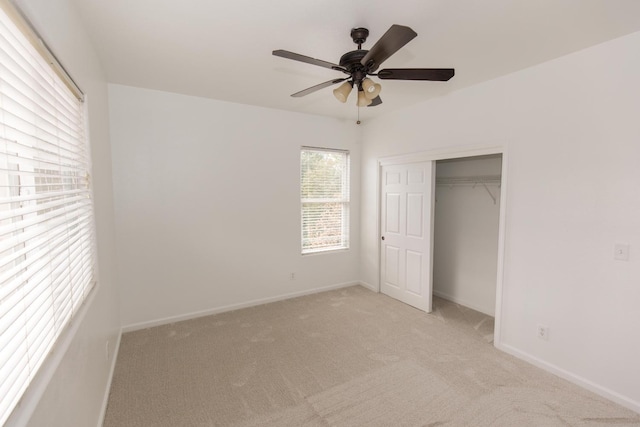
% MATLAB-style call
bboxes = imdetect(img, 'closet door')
[380,161,435,312]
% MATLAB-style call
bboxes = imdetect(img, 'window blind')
[0,4,95,425]
[300,147,349,254]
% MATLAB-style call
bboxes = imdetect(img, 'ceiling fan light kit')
[273,24,455,109]
[333,81,353,103]
[362,78,381,100]
[357,89,372,107]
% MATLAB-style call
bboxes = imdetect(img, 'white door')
[380,162,435,312]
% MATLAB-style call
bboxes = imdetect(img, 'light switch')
[614,244,630,261]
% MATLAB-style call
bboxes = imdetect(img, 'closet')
[433,154,502,316]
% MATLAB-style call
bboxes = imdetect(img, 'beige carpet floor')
[104,286,640,426]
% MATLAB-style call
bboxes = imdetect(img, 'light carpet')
[103,286,640,426]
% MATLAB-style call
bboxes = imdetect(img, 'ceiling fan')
[273,24,455,107]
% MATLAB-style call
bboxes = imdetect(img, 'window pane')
[0,5,95,425]
[301,148,349,254]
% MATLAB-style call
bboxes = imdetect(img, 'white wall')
[108,85,361,328]
[433,156,502,315]
[9,1,121,426]
[360,32,640,411]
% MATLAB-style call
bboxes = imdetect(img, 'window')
[300,147,349,254]
[0,3,95,425]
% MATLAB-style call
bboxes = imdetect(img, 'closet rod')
[435,175,501,186]
[436,175,501,204]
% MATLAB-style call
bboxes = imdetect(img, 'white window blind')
[300,147,349,254]
[0,4,95,425]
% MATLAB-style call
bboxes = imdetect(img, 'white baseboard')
[358,281,378,292]
[108,282,640,420]
[496,342,640,415]
[432,289,494,317]
[122,281,362,332]
[97,328,122,427]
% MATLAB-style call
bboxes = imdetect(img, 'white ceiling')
[69,0,640,121]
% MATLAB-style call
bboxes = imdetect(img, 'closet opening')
[433,154,502,337]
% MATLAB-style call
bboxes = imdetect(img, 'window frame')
[300,146,350,255]
[0,2,97,425]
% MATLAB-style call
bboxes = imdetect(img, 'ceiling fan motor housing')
[344,28,379,86]
[340,50,369,74]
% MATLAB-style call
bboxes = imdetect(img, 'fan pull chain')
[357,106,361,125]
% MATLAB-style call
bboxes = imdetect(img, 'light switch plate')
[614,244,630,261]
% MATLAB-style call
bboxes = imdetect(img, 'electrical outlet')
[537,325,549,341]
[290,272,295,280]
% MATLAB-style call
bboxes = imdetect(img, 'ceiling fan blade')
[360,25,417,70]
[377,68,455,81]
[291,78,348,97]
[273,50,345,72]
[367,96,382,107]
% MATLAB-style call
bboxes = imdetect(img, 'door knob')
[381,236,385,240]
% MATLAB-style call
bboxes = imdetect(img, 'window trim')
[0,3,96,424]
[0,0,83,100]
[4,282,98,427]
[300,146,350,255]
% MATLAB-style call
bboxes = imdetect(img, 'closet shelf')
[435,175,501,186]
[436,175,501,205]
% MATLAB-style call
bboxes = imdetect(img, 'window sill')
[302,248,350,256]
[4,283,100,427]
